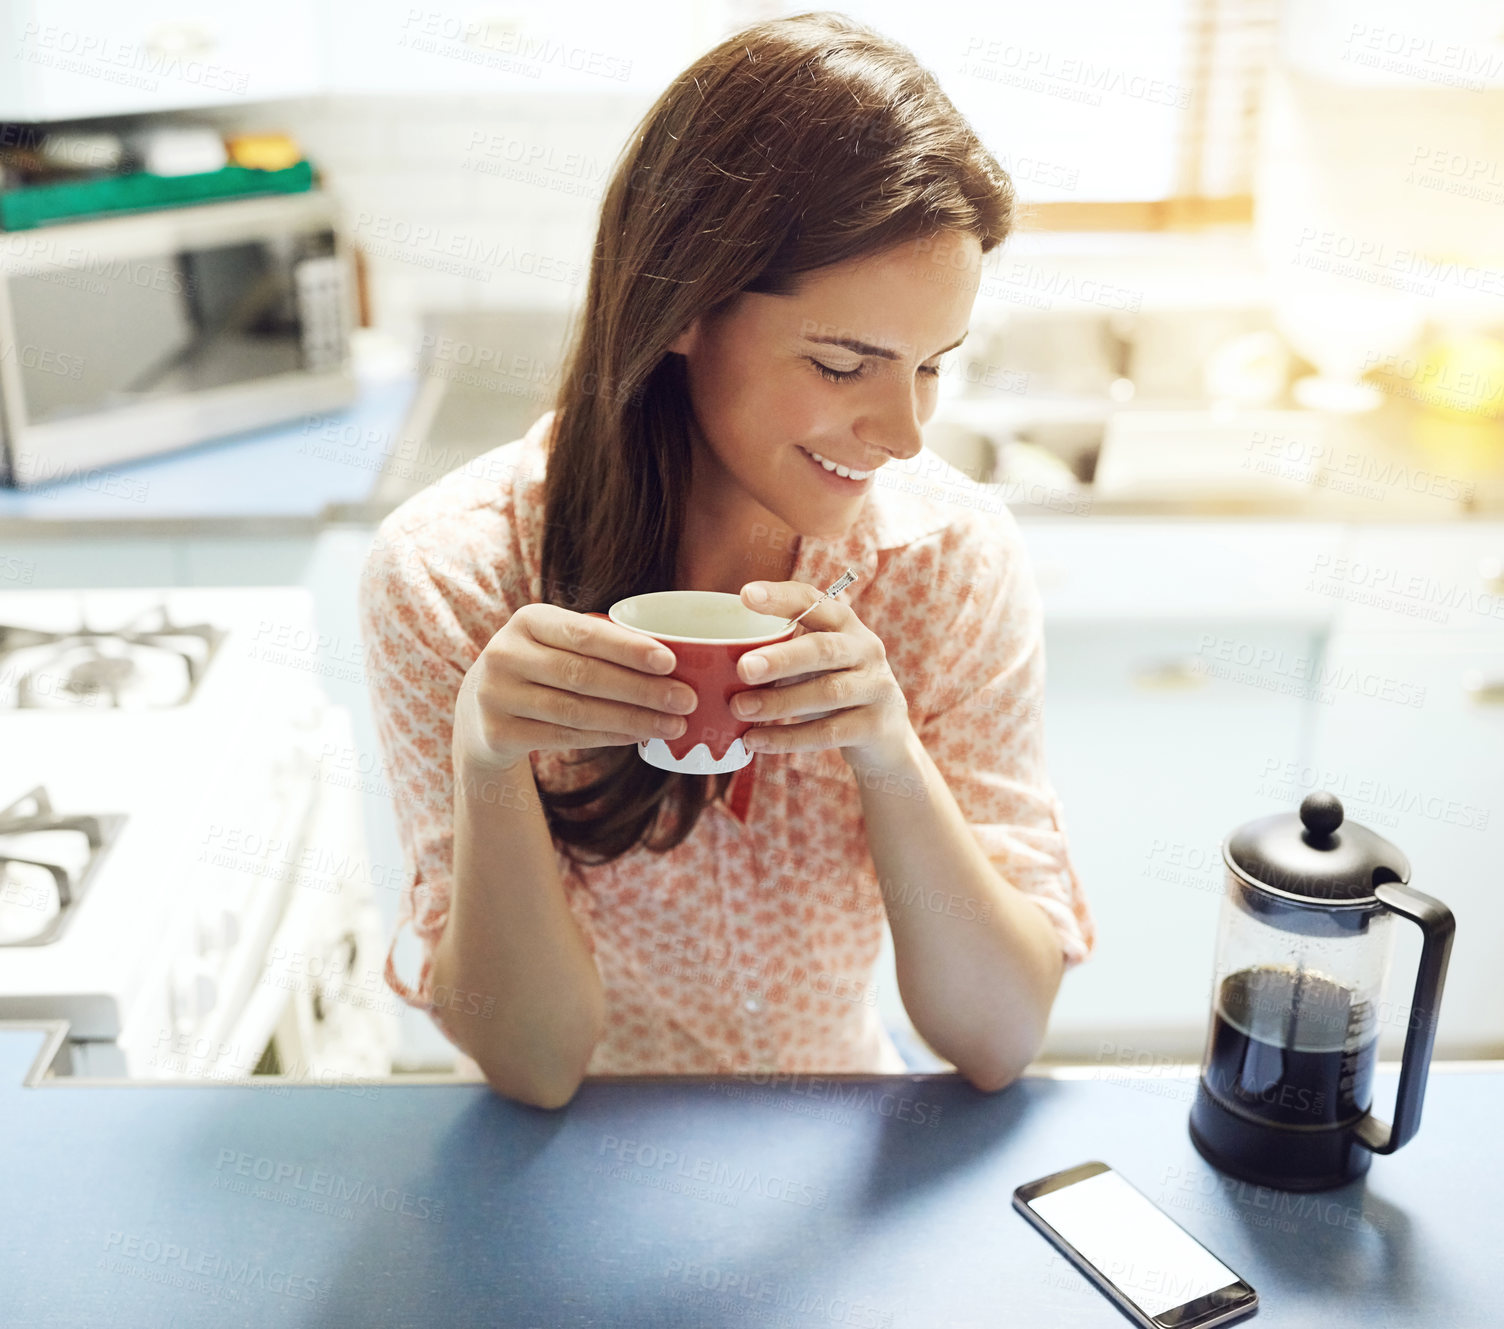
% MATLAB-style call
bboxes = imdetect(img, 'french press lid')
[1226,791,1411,903]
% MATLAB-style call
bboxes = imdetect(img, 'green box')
[0,161,315,231]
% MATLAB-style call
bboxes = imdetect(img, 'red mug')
[587,590,797,773]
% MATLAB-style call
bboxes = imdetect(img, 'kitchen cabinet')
[1022,518,1504,1065]
[0,0,723,126]
[1312,524,1504,638]
[1305,628,1504,1058]
[1298,523,1504,1057]
[318,0,718,98]
[1018,519,1348,624]
[1021,520,1341,1058]
[1039,616,1329,1056]
[0,537,179,587]
[0,0,324,121]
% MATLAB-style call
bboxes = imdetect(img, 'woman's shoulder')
[870,445,1029,609]
[866,456,1043,721]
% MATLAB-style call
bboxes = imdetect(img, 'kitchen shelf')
[0,161,314,232]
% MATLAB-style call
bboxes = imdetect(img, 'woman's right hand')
[454,604,699,770]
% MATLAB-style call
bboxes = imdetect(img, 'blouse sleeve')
[356,421,600,1023]
[356,516,480,1012]
[910,515,1096,970]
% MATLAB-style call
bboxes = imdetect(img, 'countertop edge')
[7,1020,1501,1091]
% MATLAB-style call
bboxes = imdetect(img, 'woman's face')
[669,230,982,542]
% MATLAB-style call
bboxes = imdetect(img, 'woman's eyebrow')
[805,330,969,360]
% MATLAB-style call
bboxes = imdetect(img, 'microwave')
[0,191,357,488]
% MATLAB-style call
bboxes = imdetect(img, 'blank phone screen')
[1029,1170,1240,1319]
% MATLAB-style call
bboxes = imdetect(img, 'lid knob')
[1227,791,1409,906]
[1299,791,1344,842]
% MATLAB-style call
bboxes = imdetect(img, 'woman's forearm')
[849,725,1065,1092]
[429,741,606,1109]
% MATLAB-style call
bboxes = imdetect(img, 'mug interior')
[611,591,792,644]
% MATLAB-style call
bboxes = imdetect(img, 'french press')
[1188,791,1455,1192]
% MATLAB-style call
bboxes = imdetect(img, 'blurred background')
[1,0,1501,1084]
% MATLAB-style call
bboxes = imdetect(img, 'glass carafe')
[1189,792,1454,1191]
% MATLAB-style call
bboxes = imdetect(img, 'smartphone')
[1013,1161,1258,1328]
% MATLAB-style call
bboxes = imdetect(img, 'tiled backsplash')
[198,92,651,341]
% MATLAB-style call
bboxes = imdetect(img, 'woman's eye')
[811,359,864,383]
[810,358,943,383]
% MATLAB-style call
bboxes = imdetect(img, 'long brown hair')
[537,9,1015,867]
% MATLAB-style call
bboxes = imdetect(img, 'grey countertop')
[5,1020,1502,1328]
[0,375,418,539]
[3,364,1502,539]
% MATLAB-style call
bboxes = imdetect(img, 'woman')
[358,11,1095,1108]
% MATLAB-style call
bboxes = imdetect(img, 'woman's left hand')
[734,580,914,771]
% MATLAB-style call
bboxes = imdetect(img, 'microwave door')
[0,200,354,488]
[119,249,304,397]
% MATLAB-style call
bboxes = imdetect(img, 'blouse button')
[743,996,763,1014]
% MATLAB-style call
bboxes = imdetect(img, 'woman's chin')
[784,491,869,536]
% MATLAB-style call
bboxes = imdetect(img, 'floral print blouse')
[357,409,1095,1077]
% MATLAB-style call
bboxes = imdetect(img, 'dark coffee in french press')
[1202,965,1378,1128]
[1189,792,1453,1192]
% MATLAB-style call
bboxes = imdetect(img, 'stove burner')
[0,787,126,946]
[65,653,138,699]
[0,603,226,710]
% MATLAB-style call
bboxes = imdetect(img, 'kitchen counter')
[5,1020,1500,1328]
[0,375,417,538]
[939,383,1504,522]
[4,363,1501,539]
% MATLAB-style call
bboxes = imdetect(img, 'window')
[721,0,1281,228]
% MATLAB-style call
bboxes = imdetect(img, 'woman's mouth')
[797,446,876,488]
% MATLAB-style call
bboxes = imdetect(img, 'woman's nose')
[855,375,925,461]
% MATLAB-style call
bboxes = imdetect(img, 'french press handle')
[1354,881,1455,1155]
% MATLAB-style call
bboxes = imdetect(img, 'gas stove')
[0,603,225,710]
[0,587,320,719]
[0,786,126,947]
[0,587,396,1081]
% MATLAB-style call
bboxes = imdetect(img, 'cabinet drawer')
[1040,619,1326,1055]
[1309,632,1504,1056]
[1023,519,1344,623]
[1315,524,1504,637]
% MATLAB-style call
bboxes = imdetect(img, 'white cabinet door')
[1021,518,1346,623]
[1039,618,1328,1059]
[1307,629,1504,1058]
[2,0,323,121]
[319,0,718,97]
[1316,523,1504,638]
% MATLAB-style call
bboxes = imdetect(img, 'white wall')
[198,91,649,342]
[1255,66,1504,337]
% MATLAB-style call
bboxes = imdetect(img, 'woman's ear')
[667,316,701,357]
